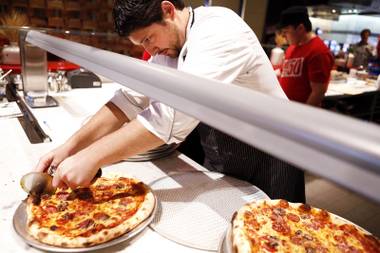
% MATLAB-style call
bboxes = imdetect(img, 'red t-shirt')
[279,36,333,103]
[142,51,151,61]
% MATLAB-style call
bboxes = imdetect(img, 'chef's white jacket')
[110,6,287,144]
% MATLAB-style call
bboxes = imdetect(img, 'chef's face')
[281,25,301,45]
[129,21,182,58]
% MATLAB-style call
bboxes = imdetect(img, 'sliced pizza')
[26,176,155,248]
[232,199,380,253]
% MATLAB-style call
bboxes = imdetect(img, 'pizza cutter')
[20,166,57,197]
[20,166,102,197]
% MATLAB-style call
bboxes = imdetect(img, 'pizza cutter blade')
[20,172,55,197]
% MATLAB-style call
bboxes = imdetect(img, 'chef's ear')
[161,1,175,20]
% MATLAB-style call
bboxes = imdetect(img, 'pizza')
[26,176,155,248]
[231,199,380,253]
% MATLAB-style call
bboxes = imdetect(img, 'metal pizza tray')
[148,171,270,251]
[13,194,157,252]
[126,143,178,162]
[218,226,233,253]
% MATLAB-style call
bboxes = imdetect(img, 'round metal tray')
[13,195,157,252]
[148,171,269,251]
[126,144,178,162]
[218,226,233,253]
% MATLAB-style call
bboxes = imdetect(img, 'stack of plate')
[126,143,178,162]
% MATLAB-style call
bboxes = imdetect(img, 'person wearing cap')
[278,6,334,107]
[352,29,375,68]
[34,0,305,202]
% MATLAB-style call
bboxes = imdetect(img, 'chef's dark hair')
[113,0,185,37]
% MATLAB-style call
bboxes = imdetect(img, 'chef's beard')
[162,22,183,58]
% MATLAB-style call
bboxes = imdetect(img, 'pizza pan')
[218,226,233,253]
[12,194,157,252]
[126,143,178,162]
[149,171,270,251]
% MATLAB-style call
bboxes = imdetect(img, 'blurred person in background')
[278,6,334,107]
[270,29,287,71]
[377,35,380,60]
[352,29,375,69]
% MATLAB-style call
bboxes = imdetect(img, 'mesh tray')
[126,144,178,162]
[149,171,269,251]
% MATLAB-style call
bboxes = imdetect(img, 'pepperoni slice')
[77,219,94,229]
[93,212,110,220]
[287,213,300,222]
[290,235,303,245]
[44,205,58,213]
[278,199,289,208]
[299,204,311,213]
[62,212,75,221]
[272,221,291,235]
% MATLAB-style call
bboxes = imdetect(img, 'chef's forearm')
[65,102,130,154]
[82,119,164,167]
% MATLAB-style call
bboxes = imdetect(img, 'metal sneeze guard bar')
[26,31,380,202]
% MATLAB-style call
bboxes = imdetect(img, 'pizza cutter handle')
[91,169,102,183]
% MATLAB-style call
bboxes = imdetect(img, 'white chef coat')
[110,6,287,144]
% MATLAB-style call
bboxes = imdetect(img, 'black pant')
[183,123,306,203]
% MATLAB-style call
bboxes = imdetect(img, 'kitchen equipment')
[48,70,70,92]
[67,69,101,88]
[19,29,58,108]
[2,42,20,64]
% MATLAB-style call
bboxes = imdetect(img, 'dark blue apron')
[196,123,305,203]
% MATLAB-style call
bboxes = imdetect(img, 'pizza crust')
[26,178,155,248]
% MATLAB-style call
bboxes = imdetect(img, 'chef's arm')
[306,82,326,107]
[65,101,129,154]
[83,119,164,167]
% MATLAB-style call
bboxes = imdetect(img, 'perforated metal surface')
[149,171,269,251]
[126,144,178,162]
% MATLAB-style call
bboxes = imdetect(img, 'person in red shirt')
[278,6,334,106]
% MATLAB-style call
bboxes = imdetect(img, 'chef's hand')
[34,144,72,173]
[52,151,99,189]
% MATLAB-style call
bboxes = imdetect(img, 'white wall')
[310,15,380,45]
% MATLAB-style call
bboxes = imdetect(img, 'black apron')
[196,123,305,203]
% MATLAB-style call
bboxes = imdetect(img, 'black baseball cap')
[277,6,311,30]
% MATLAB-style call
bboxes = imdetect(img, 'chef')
[35,0,305,202]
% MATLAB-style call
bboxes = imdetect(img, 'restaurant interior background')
[0,0,379,238]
